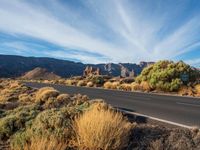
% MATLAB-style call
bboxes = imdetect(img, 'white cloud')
[44,50,109,64]
[185,58,200,67]
[0,0,126,63]
[0,0,199,64]
[1,42,29,51]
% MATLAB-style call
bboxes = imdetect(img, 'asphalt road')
[26,82,200,127]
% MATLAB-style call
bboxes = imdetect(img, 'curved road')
[26,82,200,128]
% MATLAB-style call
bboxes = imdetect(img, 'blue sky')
[0,0,200,66]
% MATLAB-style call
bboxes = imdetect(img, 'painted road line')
[120,110,195,129]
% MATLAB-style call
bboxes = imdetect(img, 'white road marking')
[119,110,196,129]
[176,102,200,107]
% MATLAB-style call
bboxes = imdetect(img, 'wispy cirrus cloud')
[0,0,200,66]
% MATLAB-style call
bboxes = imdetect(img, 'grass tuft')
[74,102,132,150]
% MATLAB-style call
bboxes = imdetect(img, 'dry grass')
[131,82,141,91]
[0,80,31,103]
[74,102,132,150]
[178,86,194,96]
[18,136,67,150]
[103,81,113,89]
[86,81,93,87]
[56,93,70,102]
[149,139,164,150]
[195,84,200,95]
[65,79,77,86]
[35,87,59,103]
[111,82,120,89]
[77,80,86,87]
[140,81,151,92]
[18,93,33,103]
[103,81,120,89]
[119,83,132,91]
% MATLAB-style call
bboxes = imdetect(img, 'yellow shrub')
[77,80,86,87]
[111,82,120,89]
[18,93,33,102]
[43,80,50,84]
[104,82,120,89]
[178,86,194,96]
[86,81,93,87]
[65,80,76,86]
[119,84,132,91]
[35,87,59,102]
[74,103,132,150]
[131,82,141,91]
[21,136,67,150]
[9,81,22,89]
[104,81,113,89]
[57,79,66,84]
[195,84,200,94]
[56,93,70,101]
[140,81,151,92]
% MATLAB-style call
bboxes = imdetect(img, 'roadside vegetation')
[136,60,199,91]
[24,60,200,97]
[1,79,200,150]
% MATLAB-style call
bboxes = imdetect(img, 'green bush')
[136,60,199,92]
[10,100,90,149]
[89,76,105,86]
[0,104,40,140]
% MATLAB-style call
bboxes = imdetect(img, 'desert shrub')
[18,93,34,103]
[140,81,151,92]
[150,139,165,150]
[44,93,87,109]
[56,94,71,104]
[119,83,132,91]
[21,136,67,150]
[111,82,120,89]
[178,86,194,96]
[195,84,200,94]
[35,87,59,103]
[11,101,90,149]
[9,81,23,89]
[70,94,89,108]
[57,79,66,84]
[65,79,77,86]
[131,82,141,91]
[74,102,132,150]
[104,81,120,89]
[28,108,74,138]
[77,80,86,87]
[89,75,105,86]
[104,81,113,89]
[0,104,40,140]
[86,81,93,87]
[0,80,31,102]
[136,60,199,92]
[149,129,200,150]
[10,108,72,149]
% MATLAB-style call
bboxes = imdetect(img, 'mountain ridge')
[0,54,153,78]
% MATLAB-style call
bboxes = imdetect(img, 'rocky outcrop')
[83,66,100,77]
[120,64,135,77]
[139,61,154,68]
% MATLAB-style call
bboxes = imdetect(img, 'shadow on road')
[116,107,147,124]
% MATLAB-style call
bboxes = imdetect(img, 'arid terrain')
[1,0,200,149]
[24,60,200,98]
[1,79,200,150]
